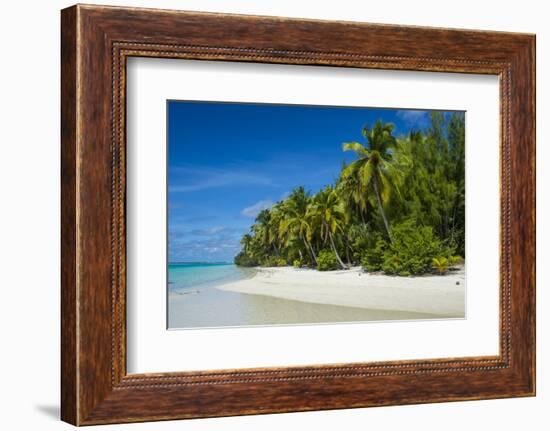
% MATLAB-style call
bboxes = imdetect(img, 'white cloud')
[191,226,226,236]
[240,200,273,218]
[396,109,429,127]
[169,235,242,262]
[169,165,274,193]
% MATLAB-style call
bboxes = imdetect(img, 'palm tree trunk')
[328,230,347,269]
[304,237,317,265]
[373,177,392,242]
[344,234,353,264]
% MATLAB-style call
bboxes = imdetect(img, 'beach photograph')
[167,100,466,329]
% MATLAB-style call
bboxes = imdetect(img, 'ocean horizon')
[168,262,255,293]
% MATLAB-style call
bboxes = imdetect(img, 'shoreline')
[217,266,465,317]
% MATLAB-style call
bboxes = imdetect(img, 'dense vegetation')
[234,112,465,276]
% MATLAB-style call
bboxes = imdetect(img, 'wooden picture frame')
[61,4,535,425]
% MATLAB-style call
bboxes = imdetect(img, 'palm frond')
[342,142,369,157]
[359,160,374,189]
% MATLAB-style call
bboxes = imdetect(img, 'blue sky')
[168,100,440,263]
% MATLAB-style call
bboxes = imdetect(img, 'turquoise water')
[168,263,254,293]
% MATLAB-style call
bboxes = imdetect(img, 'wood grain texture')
[60,4,536,425]
[60,5,78,425]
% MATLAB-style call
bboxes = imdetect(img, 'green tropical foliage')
[317,250,339,271]
[359,231,387,272]
[380,220,451,276]
[261,256,287,267]
[308,186,348,269]
[341,121,405,241]
[235,112,465,275]
[293,259,304,268]
[432,257,450,275]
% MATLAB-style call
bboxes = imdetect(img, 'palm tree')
[269,203,285,257]
[336,167,368,225]
[308,186,347,269]
[255,209,280,257]
[279,187,317,265]
[240,233,253,255]
[342,120,404,242]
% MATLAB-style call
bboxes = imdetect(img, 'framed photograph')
[165,101,466,330]
[61,4,535,425]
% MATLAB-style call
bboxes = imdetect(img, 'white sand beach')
[217,266,465,318]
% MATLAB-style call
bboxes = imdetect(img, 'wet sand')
[168,266,464,329]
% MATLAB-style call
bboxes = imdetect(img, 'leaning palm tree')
[279,187,317,265]
[342,120,404,242]
[308,186,347,269]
